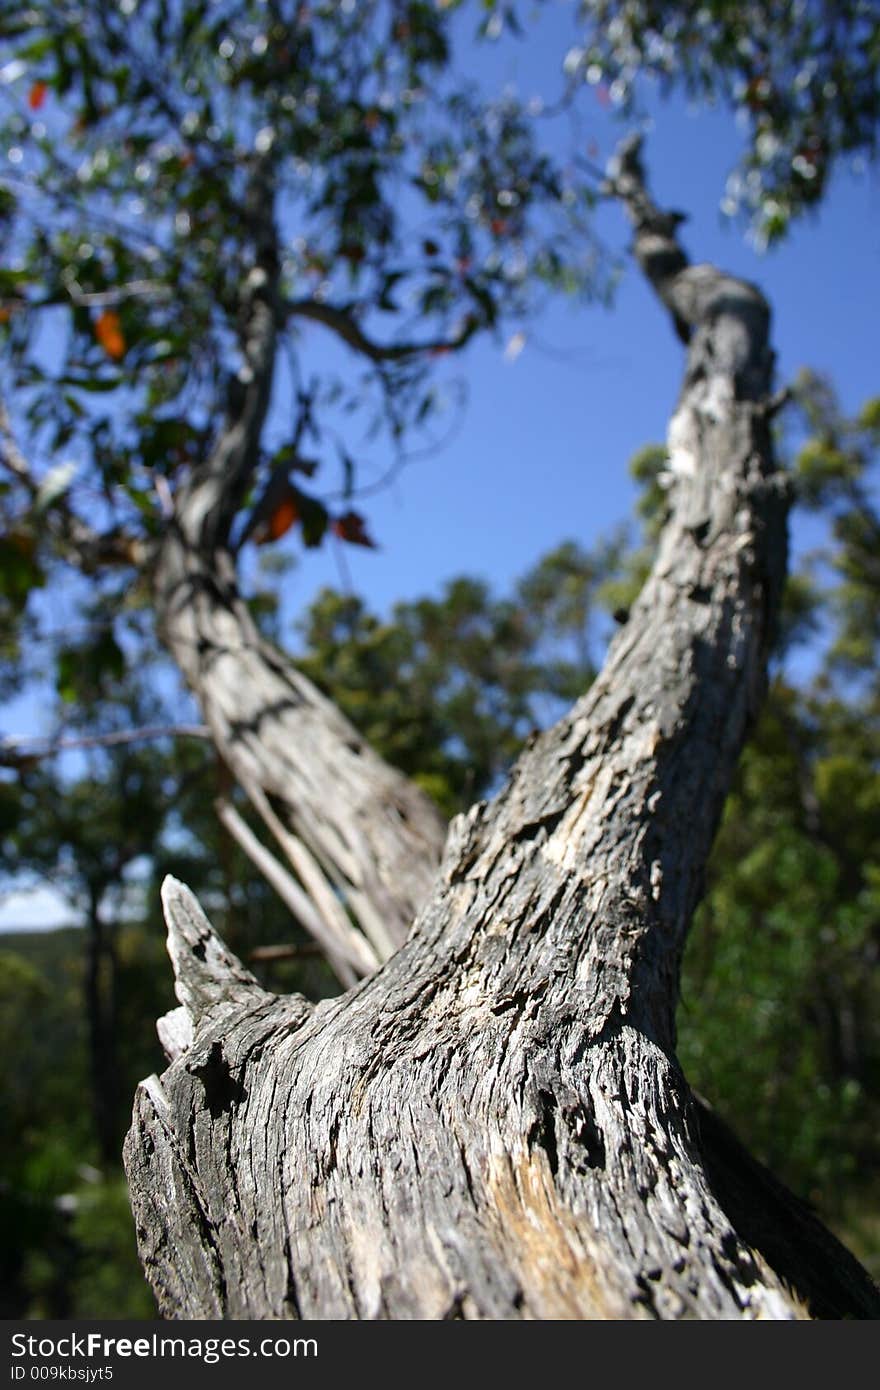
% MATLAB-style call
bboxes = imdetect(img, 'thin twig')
[215,797,362,988]
[0,395,39,498]
[249,942,325,962]
[61,277,172,309]
[229,771,380,979]
[0,723,211,766]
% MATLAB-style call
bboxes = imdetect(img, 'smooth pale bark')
[125,139,880,1320]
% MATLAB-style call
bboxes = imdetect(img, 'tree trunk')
[124,138,880,1320]
[151,159,446,982]
[84,884,120,1167]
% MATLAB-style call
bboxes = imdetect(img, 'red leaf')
[332,510,377,548]
[94,310,126,360]
[257,494,299,544]
[28,81,48,111]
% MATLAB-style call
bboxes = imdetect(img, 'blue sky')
[2,6,878,927]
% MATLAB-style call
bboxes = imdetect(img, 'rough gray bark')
[125,138,880,1320]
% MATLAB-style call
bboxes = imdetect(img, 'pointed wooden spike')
[161,875,262,1023]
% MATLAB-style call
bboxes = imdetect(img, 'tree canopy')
[0,0,602,631]
[560,0,880,242]
[2,0,878,655]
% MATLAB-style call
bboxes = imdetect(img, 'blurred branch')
[215,796,363,988]
[229,770,382,978]
[285,296,479,362]
[249,942,325,962]
[61,278,172,309]
[0,395,40,501]
[0,723,211,767]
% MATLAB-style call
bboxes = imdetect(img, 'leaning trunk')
[151,159,446,984]
[154,535,445,978]
[125,139,880,1320]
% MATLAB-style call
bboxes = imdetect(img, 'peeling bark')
[125,139,880,1320]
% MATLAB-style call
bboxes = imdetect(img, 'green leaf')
[0,532,44,605]
[294,490,329,549]
[57,374,121,394]
[56,631,125,703]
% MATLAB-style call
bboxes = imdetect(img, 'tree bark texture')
[125,138,880,1320]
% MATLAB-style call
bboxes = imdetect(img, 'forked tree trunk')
[124,139,880,1319]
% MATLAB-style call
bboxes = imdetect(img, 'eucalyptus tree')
[2,0,879,1319]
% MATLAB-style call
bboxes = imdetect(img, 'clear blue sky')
[2,6,878,927]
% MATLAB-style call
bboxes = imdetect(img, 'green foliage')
[296,539,619,812]
[63,1176,157,1319]
[680,685,880,1204]
[0,933,90,1316]
[788,372,880,683]
[673,383,880,1272]
[558,0,880,243]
